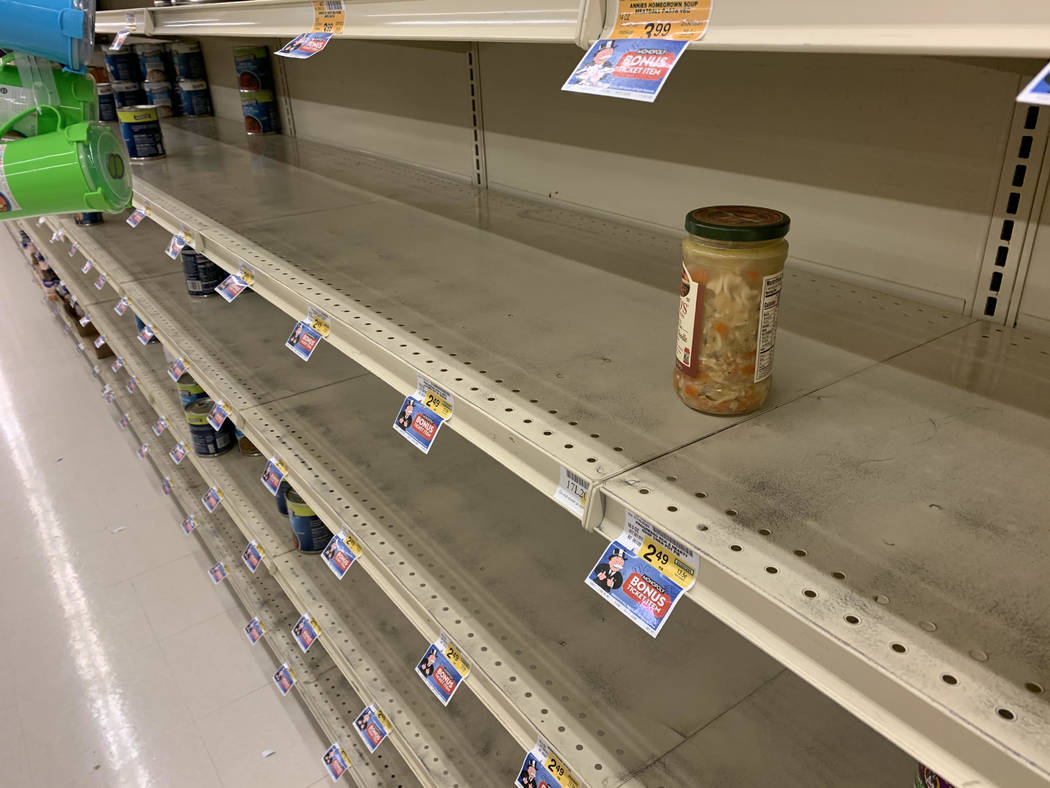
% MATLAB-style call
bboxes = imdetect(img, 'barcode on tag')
[553,467,589,518]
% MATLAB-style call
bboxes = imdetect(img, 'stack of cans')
[135,42,178,118]
[233,45,279,135]
[171,41,213,118]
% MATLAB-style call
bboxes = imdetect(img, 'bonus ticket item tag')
[169,442,188,464]
[119,413,130,430]
[103,390,115,404]
[78,314,91,327]
[95,273,107,290]
[160,477,172,496]
[244,617,265,644]
[126,208,146,227]
[554,467,590,518]
[352,705,390,753]
[68,242,78,257]
[515,740,579,788]
[214,273,249,302]
[114,297,129,316]
[168,357,186,382]
[584,511,698,637]
[392,376,451,454]
[285,320,323,361]
[273,664,297,695]
[241,541,264,573]
[181,515,197,534]
[322,744,350,782]
[136,443,149,459]
[202,487,223,513]
[111,357,123,373]
[562,38,688,103]
[292,614,320,653]
[81,259,93,274]
[209,562,227,584]
[152,417,167,436]
[260,457,288,495]
[207,400,230,430]
[415,633,470,706]
[137,324,155,344]
[1018,61,1050,106]
[276,32,334,59]
[321,530,362,580]
[165,233,188,260]
[93,334,107,349]
[110,29,130,51]
[125,375,138,393]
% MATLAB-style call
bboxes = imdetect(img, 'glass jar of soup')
[673,205,790,415]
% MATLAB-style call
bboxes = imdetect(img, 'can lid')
[79,123,132,211]
[186,397,214,414]
[685,205,790,242]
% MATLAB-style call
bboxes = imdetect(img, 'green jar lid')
[78,122,132,211]
[685,205,790,242]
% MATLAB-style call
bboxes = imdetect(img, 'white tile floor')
[0,231,331,788]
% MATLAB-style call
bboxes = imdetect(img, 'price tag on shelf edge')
[352,704,390,753]
[137,324,155,344]
[114,297,129,316]
[244,616,265,645]
[554,466,590,518]
[168,357,187,382]
[78,314,91,327]
[151,417,167,436]
[207,400,230,431]
[127,208,146,227]
[169,442,188,464]
[93,334,106,349]
[126,375,138,393]
[161,477,172,496]
[273,664,296,696]
[260,457,288,495]
[110,29,130,51]
[312,0,345,33]
[611,0,712,40]
[241,540,265,574]
[215,272,249,302]
[94,273,107,290]
[119,413,130,430]
[202,486,223,513]
[292,613,320,653]
[322,744,351,782]
[584,510,699,637]
[81,259,93,273]
[68,242,78,258]
[181,515,197,534]
[111,357,123,373]
[516,739,580,788]
[165,233,188,260]
[392,375,452,454]
[209,561,227,584]
[136,443,149,459]
[321,529,362,580]
[285,318,324,361]
[415,632,470,707]
[50,228,63,242]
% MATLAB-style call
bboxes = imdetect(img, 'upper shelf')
[96,0,1050,55]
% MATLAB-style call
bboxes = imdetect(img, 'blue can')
[177,79,211,117]
[118,105,165,160]
[0,0,92,72]
[95,82,117,122]
[74,212,104,226]
[171,41,206,80]
[105,52,139,83]
[240,90,279,135]
[185,398,235,457]
[111,81,145,108]
[143,81,174,117]
[180,247,224,296]
[134,43,169,83]
[285,489,332,553]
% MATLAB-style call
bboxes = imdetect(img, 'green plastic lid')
[685,205,790,242]
[78,122,132,211]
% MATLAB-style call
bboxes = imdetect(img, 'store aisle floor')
[0,232,331,788]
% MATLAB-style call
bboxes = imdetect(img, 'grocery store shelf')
[96,0,603,45]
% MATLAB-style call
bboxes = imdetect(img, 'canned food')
[177,79,212,117]
[240,90,279,135]
[285,489,333,553]
[88,66,109,85]
[74,212,104,226]
[275,480,291,515]
[111,81,146,108]
[96,82,117,122]
[233,46,273,91]
[176,371,207,406]
[185,398,235,457]
[235,428,262,456]
[171,41,206,81]
[118,105,166,160]
[134,43,169,83]
[143,81,175,117]
[104,51,138,83]
[180,246,224,296]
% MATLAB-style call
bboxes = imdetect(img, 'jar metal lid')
[685,205,790,242]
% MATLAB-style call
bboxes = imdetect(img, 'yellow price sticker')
[639,535,696,586]
[422,387,452,420]
[373,707,392,730]
[312,0,345,34]
[238,269,255,286]
[310,314,331,337]
[611,0,712,41]
[544,753,580,788]
[443,642,471,677]
[343,531,363,557]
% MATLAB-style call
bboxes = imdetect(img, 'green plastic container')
[0,53,97,137]
[0,107,131,219]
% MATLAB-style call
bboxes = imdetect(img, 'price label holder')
[276,31,335,60]
[50,228,64,243]
[78,314,91,327]
[285,314,325,361]
[93,334,106,349]
[160,477,172,496]
[322,744,351,782]
[207,400,230,431]
[111,357,123,373]
[244,616,265,645]
[273,664,297,696]
[181,515,197,534]
[392,375,452,454]
[554,467,590,518]
[119,413,130,430]
[152,417,167,436]
[515,740,580,788]
[1018,61,1050,106]
[215,271,250,302]
[165,233,189,260]
[611,0,712,40]
[168,357,187,382]
[209,561,228,584]
[81,259,93,274]
[68,242,78,258]
[241,541,265,574]
[109,29,130,51]
[202,486,224,513]
[415,632,470,706]
[260,457,289,495]
[584,511,698,637]
[137,324,155,345]
[114,297,129,316]
[94,273,107,290]
[126,208,146,228]
[126,375,138,394]
[292,613,320,653]
[136,443,149,459]
[352,705,391,753]
[169,442,188,464]
[321,529,362,580]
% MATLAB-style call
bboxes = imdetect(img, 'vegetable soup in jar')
[673,205,789,415]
